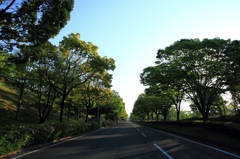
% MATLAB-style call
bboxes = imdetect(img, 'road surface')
[7,122,240,159]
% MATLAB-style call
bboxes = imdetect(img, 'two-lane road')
[8,122,240,159]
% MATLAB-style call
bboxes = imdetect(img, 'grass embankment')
[138,120,240,151]
[0,82,44,126]
[0,81,82,126]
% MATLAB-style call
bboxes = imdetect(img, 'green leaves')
[0,0,74,50]
[140,37,240,123]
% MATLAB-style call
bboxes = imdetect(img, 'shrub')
[102,120,114,127]
[89,122,101,130]
[0,121,101,156]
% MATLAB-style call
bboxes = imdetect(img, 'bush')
[205,122,240,138]
[0,121,101,156]
[89,122,101,130]
[102,120,115,127]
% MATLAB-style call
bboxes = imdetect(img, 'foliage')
[0,50,16,78]
[132,93,172,121]
[139,38,240,124]
[98,90,128,121]
[0,121,100,156]
[102,119,115,127]
[43,33,116,123]
[132,93,151,120]
[0,33,121,123]
[0,0,74,51]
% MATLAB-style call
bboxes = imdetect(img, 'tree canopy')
[0,0,74,51]
[135,38,240,123]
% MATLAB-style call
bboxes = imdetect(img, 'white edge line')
[154,143,173,159]
[11,130,100,159]
[143,125,240,159]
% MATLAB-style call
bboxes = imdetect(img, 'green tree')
[41,33,115,123]
[24,42,60,123]
[80,74,113,123]
[140,63,185,121]
[209,94,227,117]
[147,95,161,121]
[0,50,16,78]
[160,38,230,124]
[2,51,32,120]
[97,90,127,122]
[0,0,74,50]
[224,40,240,115]
[132,93,150,121]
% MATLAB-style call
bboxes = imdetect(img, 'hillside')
[0,81,59,127]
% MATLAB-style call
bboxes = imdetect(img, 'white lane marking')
[142,133,147,137]
[154,143,173,159]
[144,126,240,159]
[137,129,140,131]
[11,130,100,159]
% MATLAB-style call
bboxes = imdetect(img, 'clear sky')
[50,0,240,115]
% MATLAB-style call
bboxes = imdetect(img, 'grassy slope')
[0,81,95,127]
[0,82,60,127]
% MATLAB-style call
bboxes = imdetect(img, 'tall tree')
[80,73,113,123]
[17,42,59,123]
[141,64,185,121]
[99,90,128,122]
[41,33,115,123]
[158,38,230,124]
[223,40,240,115]
[2,51,31,120]
[132,93,151,121]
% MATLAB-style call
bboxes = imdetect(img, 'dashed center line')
[141,133,147,137]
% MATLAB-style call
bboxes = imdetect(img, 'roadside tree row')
[1,33,128,123]
[132,38,240,123]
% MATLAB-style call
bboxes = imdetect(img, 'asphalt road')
[7,122,240,159]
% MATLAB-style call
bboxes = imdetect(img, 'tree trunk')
[74,107,79,119]
[67,105,70,121]
[163,113,167,121]
[156,113,159,121]
[202,111,209,127]
[85,105,89,123]
[176,109,180,121]
[176,102,181,121]
[59,95,66,123]
[15,83,24,120]
[85,97,91,123]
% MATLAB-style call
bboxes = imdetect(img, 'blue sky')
[50,0,240,115]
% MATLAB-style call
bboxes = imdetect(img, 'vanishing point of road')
[7,122,240,159]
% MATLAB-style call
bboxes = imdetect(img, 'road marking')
[11,130,101,159]
[137,129,140,131]
[142,133,147,137]
[145,126,240,159]
[154,143,173,159]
